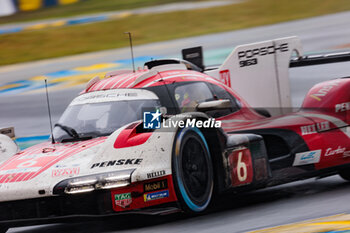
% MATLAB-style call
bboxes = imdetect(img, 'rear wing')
[182,37,350,116]
[290,51,350,67]
[204,37,302,115]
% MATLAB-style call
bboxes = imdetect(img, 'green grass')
[1,0,350,66]
[0,0,204,24]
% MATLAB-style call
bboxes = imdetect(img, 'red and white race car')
[0,37,350,232]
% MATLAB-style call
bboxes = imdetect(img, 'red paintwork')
[110,175,177,212]
[302,79,350,125]
[114,122,152,149]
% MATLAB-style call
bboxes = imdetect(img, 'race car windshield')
[52,89,160,142]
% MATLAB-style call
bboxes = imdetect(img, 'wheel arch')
[197,123,227,194]
[170,112,228,194]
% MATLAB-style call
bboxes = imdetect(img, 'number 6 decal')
[237,152,247,182]
[229,148,253,186]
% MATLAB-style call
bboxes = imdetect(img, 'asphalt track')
[1,11,350,233]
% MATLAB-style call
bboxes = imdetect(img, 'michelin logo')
[293,150,321,166]
[144,190,169,202]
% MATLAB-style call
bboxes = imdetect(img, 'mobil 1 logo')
[237,43,289,68]
[144,179,168,193]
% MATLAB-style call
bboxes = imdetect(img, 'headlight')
[53,169,135,195]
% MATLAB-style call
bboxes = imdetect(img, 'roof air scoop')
[144,58,202,72]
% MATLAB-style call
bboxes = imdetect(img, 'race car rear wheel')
[172,127,214,214]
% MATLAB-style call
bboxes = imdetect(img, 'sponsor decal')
[219,70,231,87]
[144,190,169,202]
[293,150,321,166]
[52,167,80,177]
[70,89,159,106]
[325,146,346,156]
[91,159,143,169]
[144,179,168,193]
[300,121,330,135]
[115,193,132,208]
[309,81,339,101]
[143,110,161,129]
[72,92,138,105]
[238,43,289,59]
[147,170,166,179]
[335,102,350,112]
[237,43,288,68]
[239,58,258,68]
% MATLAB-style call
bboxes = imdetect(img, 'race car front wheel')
[172,127,214,214]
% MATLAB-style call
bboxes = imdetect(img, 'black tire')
[172,127,214,214]
[339,169,350,181]
[0,226,8,233]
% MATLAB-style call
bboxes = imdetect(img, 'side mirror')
[196,99,231,112]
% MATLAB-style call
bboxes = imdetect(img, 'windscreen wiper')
[54,123,79,139]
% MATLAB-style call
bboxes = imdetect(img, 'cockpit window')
[52,89,160,142]
[174,82,214,112]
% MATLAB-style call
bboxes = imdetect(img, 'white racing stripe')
[109,73,134,89]
[117,72,140,88]
[100,77,118,90]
